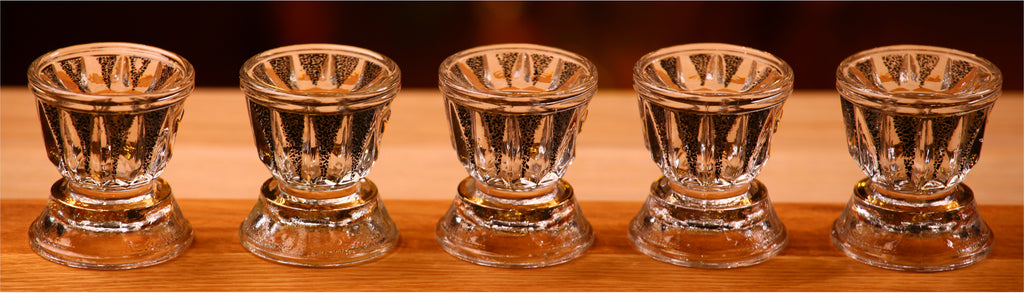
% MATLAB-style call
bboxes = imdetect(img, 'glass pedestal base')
[628,177,788,268]
[436,177,594,268]
[238,178,399,267]
[831,178,993,272]
[28,178,194,270]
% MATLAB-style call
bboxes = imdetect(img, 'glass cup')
[629,43,792,268]
[238,44,400,266]
[831,45,1001,272]
[27,42,195,269]
[436,43,597,268]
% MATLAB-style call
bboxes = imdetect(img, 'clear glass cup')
[831,45,1001,272]
[629,43,792,268]
[436,43,597,268]
[27,42,195,269]
[238,44,400,266]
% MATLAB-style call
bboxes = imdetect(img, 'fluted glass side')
[27,42,195,270]
[639,102,782,191]
[247,101,389,190]
[37,103,184,190]
[440,45,595,192]
[30,44,192,191]
[837,47,1001,194]
[446,101,586,191]
[242,46,398,191]
[634,43,792,192]
[841,100,990,193]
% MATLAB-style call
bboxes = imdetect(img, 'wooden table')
[2,88,1022,291]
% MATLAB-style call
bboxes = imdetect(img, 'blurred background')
[3,1,1021,90]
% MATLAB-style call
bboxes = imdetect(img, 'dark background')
[3,1,1021,90]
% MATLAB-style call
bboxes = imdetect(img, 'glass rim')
[27,42,195,108]
[438,43,598,106]
[836,44,1002,110]
[633,43,794,105]
[240,43,401,107]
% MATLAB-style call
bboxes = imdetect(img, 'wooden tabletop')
[2,88,1022,291]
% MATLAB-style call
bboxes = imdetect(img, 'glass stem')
[667,181,750,200]
[474,180,557,200]
[66,180,156,203]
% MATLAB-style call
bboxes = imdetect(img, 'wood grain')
[1,199,1021,292]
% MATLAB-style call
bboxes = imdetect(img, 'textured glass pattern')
[639,102,781,190]
[238,44,401,267]
[37,102,183,190]
[442,50,590,96]
[637,52,790,96]
[436,44,597,268]
[26,42,195,270]
[446,102,586,191]
[841,100,990,193]
[29,45,192,191]
[440,44,596,191]
[838,49,1001,113]
[247,52,390,95]
[830,45,1001,272]
[242,48,398,191]
[32,53,188,97]
[247,101,390,190]
[628,44,792,268]
[837,46,1002,194]
[634,44,792,191]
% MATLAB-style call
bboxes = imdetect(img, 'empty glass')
[832,45,1001,272]
[629,43,792,268]
[238,44,400,266]
[436,43,597,268]
[27,42,195,269]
